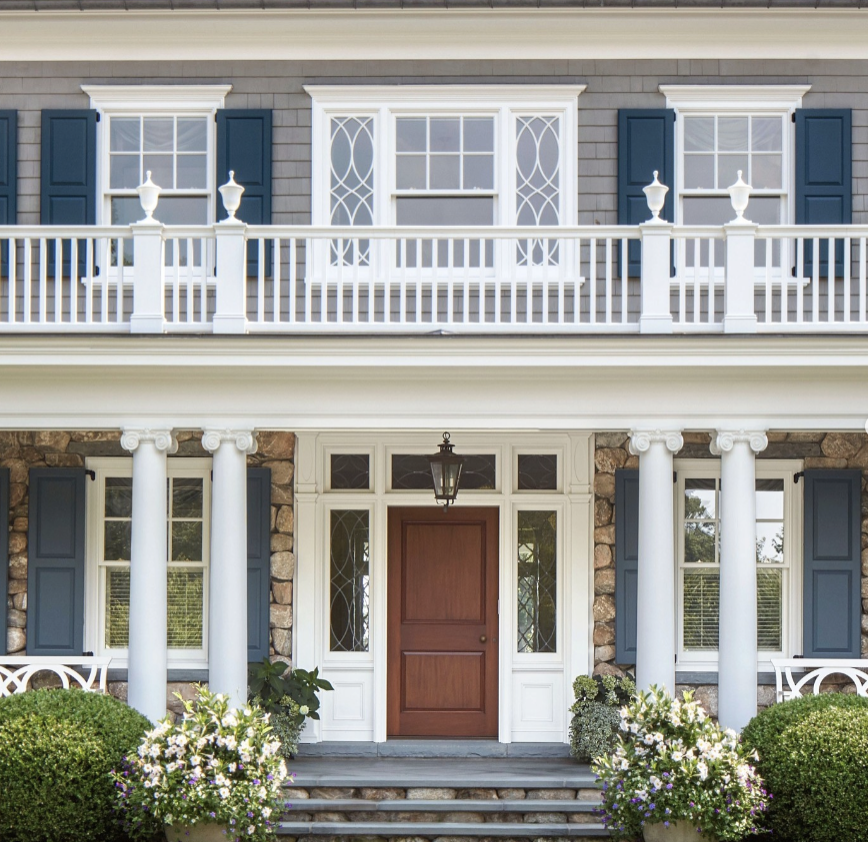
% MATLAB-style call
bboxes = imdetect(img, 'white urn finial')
[642,170,669,222]
[727,170,752,223]
[136,171,161,223]
[218,170,245,222]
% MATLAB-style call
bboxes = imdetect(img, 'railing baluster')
[827,236,835,323]
[446,238,454,326]
[780,235,789,325]
[286,238,295,325]
[677,239,686,325]
[796,238,804,323]
[415,238,423,324]
[844,236,852,323]
[69,239,78,324]
[399,238,407,324]
[463,238,471,325]
[692,237,700,324]
[101,238,110,324]
[589,237,597,325]
[706,238,715,325]
[811,237,820,323]
[764,236,772,324]
[83,239,93,325]
[116,239,125,323]
[861,237,867,324]
[272,237,281,324]
[53,238,62,323]
[431,238,439,325]
[7,238,16,324]
[257,238,266,323]
[23,238,32,324]
[39,238,47,323]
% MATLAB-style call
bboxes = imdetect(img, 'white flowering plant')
[112,686,290,841]
[591,685,769,840]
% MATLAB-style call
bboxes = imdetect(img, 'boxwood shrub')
[0,689,152,842]
[742,693,868,842]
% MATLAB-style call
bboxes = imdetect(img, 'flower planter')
[166,822,230,842]
[643,820,703,842]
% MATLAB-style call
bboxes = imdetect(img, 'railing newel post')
[130,221,166,334]
[213,221,249,334]
[723,221,759,333]
[638,221,674,334]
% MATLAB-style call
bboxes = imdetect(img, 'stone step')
[297,740,572,759]
[289,799,598,814]
[277,820,608,838]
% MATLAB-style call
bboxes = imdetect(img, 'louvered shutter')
[0,111,17,225]
[795,109,852,277]
[26,468,87,656]
[615,468,640,664]
[40,110,96,276]
[247,467,272,662]
[216,110,273,276]
[803,470,862,658]
[618,110,675,276]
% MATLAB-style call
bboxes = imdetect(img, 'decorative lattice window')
[517,510,557,653]
[330,116,374,267]
[391,453,496,491]
[517,454,558,491]
[329,509,370,652]
[330,454,371,491]
[516,115,561,267]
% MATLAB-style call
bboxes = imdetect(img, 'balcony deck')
[0,222,865,335]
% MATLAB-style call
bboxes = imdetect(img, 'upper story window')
[662,86,809,229]
[309,85,583,248]
[83,85,232,228]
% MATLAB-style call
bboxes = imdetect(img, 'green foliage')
[569,674,636,763]
[592,685,769,841]
[248,658,333,722]
[0,689,152,842]
[114,686,289,842]
[742,694,868,842]
[270,697,303,759]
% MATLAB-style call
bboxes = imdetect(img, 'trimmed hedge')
[742,694,868,842]
[0,689,151,842]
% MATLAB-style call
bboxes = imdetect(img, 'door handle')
[479,634,488,643]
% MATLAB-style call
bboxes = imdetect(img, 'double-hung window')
[661,86,810,273]
[675,459,801,671]
[87,457,212,667]
[310,85,581,278]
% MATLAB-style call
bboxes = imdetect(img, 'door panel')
[388,506,499,737]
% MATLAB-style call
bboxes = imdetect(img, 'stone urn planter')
[165,823,230,842]
[643,820,705,842]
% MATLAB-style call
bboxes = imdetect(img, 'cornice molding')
[81,84,233,112]
[659,84,811,112]
[305,84,587,106]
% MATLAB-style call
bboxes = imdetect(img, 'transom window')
[676,461,799,667]
[88,457,212,665]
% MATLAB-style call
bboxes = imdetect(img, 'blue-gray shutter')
[795,109,851,277]
[247,467,272,662]
[0,111,17,225]
[26,468,86,656]
[803,469,862,658]
[40,110,96,276]
[216,110,272,276]
[0,469,9,655]
[615,468,640,664]
[618,109,675,276]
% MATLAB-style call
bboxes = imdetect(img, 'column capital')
[628,429,684,456]
[710,429,768,456]
[120,428,178,454]
[202,428,258,455]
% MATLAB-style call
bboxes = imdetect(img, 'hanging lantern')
[427,432,464,511]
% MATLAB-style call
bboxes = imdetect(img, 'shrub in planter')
[569,674,636,762]
[114,686,290,842]
[0,689,152,842]
[742,694,868,842]
[592,685,769,840]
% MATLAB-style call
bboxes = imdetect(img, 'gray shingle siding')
[2,59,866,225]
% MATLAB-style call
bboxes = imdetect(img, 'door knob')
[479,634,488,643]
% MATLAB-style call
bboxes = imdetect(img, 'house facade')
[1,0,867,744]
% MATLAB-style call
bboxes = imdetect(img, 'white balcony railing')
[1,178,868,336]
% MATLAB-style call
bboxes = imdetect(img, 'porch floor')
[289,756,596,789]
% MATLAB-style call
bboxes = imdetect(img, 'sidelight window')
[329,509,371,652]
[516,510,557,654]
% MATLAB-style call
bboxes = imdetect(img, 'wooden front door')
[387,506,499,738]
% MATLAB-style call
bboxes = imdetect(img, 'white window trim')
[674,457,803,674]
[660,85,811,288]
[82,85,232,231]
[84,455,213,670]
[306,84,584,230]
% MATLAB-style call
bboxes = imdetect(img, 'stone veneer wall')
[593,431,868,716]
[3,430,295,714]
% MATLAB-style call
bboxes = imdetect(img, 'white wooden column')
[712,430,768,731]
[629,430,683,692]
[203,428,258,709]
[121,427,177,723]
